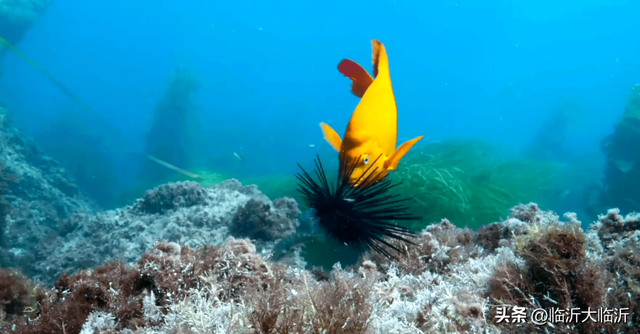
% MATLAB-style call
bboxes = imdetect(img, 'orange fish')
[320,39,423,186]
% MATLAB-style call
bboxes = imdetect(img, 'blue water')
[1,0,639,210]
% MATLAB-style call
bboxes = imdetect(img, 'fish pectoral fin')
[384,136,424,170]
[319,122,342,152]
[337,59,374,98]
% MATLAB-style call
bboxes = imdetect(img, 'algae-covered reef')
[1,202,638,334]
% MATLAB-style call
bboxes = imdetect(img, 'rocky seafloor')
[0,106,639,334]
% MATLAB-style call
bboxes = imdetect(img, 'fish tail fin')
[337,59,374,98]
[319,122,342,152]
[384,136,423,170]
[372,39,389,78]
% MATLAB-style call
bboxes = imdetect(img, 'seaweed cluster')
[476,204,639,334]
[486,211,605,332]
[4,239,374,334]
[390,140,568,229]
[0,267,37,332]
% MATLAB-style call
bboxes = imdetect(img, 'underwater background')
[2,0,640,333]
[1,0,639,224]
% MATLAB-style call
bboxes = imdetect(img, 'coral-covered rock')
[31,178,299,284]
[134,181,209,214]
[229,197,300,241]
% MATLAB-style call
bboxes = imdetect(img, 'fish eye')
[363,156,370,165]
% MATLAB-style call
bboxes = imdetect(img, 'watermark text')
[494,306,630,325]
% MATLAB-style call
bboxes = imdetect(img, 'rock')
[0,106,97,275]
[31,178,299,284]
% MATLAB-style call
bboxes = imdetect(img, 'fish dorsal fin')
[372,39,382,78]
[338,59,374,98]
[346,39,397,157]
[372,39,388,78]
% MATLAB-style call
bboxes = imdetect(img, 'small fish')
[233,152,243,162]
[320,39,423,186]
[309,144,316,148]
[146,155,199,178]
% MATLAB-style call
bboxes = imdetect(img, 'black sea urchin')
[296,154,420,259]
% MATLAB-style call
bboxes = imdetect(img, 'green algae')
[389,139,568,230]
